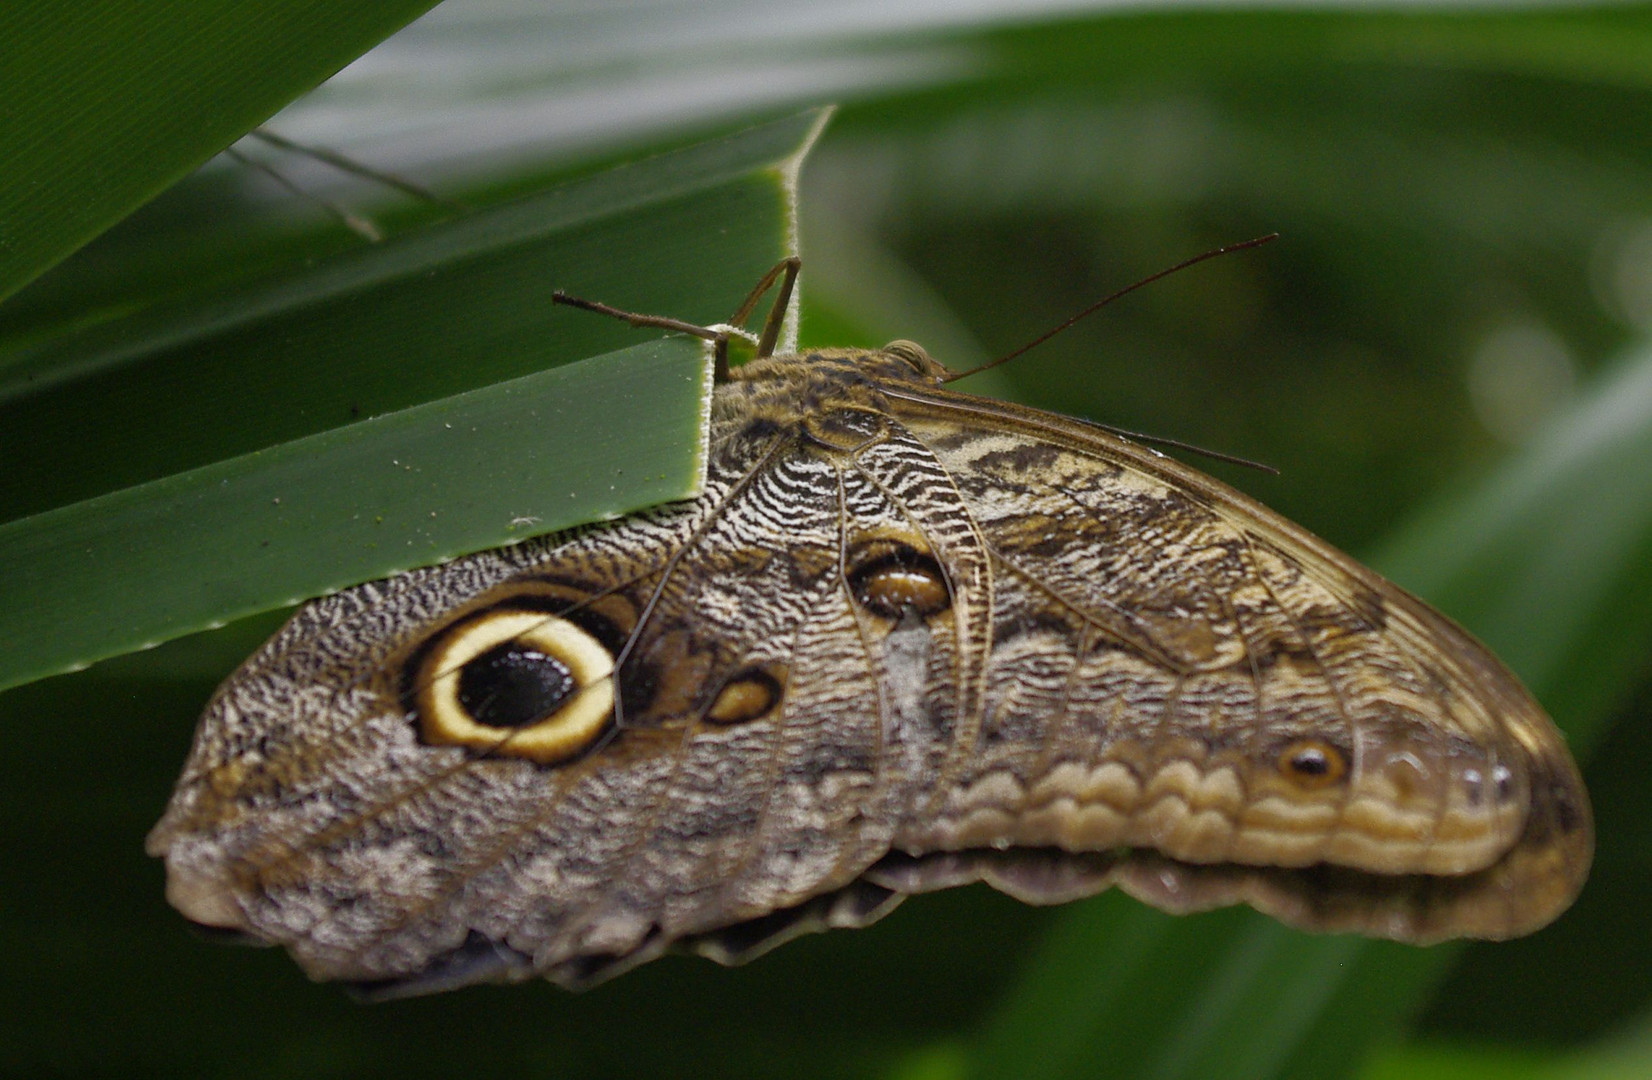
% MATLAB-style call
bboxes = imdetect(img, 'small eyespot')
[847,542,950,620]
[1277,738,1348,789]
[859,564,949,618]
[411,609,615,765]
[705,667,782,725]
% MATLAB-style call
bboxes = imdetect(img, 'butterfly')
[147,256,1592,999]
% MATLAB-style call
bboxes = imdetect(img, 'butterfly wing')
[148,348,1591,998]
[876,382,1592,942]
[146,383,999,993]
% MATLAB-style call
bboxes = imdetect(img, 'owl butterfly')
[149,256,1591,1000]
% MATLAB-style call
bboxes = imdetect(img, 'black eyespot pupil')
[457,642,575,728]
[1291,748,1330,775]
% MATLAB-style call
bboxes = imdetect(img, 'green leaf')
[0,110,824,691]
[6,3,1652,1077]
[0,109,826,520]
[0,338,707,693]
[1374,348,1652,753]
[0,0,442,303]
[1368,999,1652,1080]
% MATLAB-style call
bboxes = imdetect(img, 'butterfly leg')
[553,255,798,380]
[725,256,801,359]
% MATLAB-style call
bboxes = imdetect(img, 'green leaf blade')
[0,110,826,520]
[0,339,708,693]
[0,0,443,303]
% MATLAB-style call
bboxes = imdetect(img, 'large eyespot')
[412,610,614,764]
[847,539,951,620]
[1276,738,1349,790]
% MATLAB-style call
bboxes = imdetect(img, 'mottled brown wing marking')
[884,383,1587,940]
[916,418,1508,873]
[1368,586,1527,867]
[178,429,799,919]
[159,508,701,883]
[608,429,794,729]
[844,428,995,819]
[683,878,906,972]
[371,433,834,974]
[716,588,884,917]
[213,588,647,935]
[151,420,836,984]
[523,413,979,961]
[545,443,850,956]
[452,730,693,977]
[832,456,969,826]
[981,605,1093,808]
[329,737,641,978]
[216,568,692,980]
[590,424,987,941]
[951,425,1248,668]
[1234,531,1370,870]
[1239,532,1514,875]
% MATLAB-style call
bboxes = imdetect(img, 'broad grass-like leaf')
[0,111,824,519]
[0,110,824,689]
[0,339,707,692]
[1368,999,1652,1080]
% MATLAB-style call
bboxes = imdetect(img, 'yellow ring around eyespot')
[418,610,615,765]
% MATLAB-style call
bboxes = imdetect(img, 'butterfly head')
[877,340,952,382]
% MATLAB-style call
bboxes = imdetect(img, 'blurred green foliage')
[3,3,1651,1079]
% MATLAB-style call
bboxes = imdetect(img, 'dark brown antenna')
[943,234,1279,382]
[945,234,1282,474]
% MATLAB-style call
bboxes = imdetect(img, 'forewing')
[147,426,876,991]
[146,404,994,994]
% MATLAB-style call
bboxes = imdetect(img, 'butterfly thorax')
[712,343,950,439]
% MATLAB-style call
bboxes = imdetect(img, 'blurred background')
[3,2,1652,1077]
